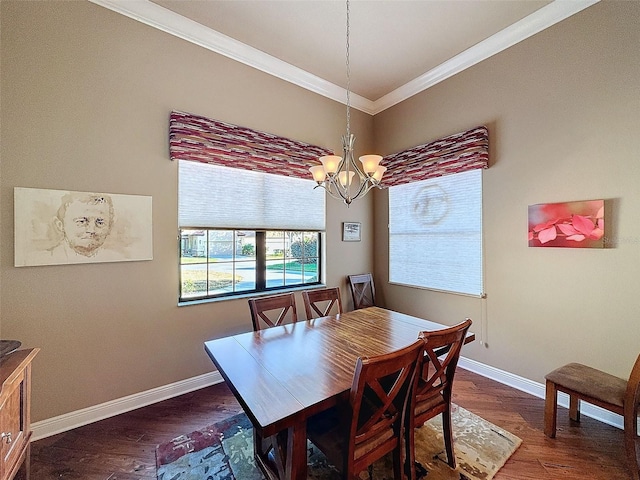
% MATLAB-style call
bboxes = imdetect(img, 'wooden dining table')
[204,306,475,480]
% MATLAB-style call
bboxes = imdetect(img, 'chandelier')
[309,0,386,206]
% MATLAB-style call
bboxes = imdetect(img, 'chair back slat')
[348,273,376,309]
[248,293,298,331]
[406,318,472,474]
[416,319,471,410]
[302,287,342,320]
[348,339,423,475]
[307,339,423,479]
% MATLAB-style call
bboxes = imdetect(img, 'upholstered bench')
[544,356,640,480]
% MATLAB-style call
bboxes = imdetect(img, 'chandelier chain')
[308,0,385,206]
[345,0,351,137]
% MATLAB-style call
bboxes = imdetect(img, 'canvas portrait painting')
[14,187,153,266]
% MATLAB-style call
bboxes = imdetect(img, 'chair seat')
[545,354,640,480]
[308,406,396,467]
[415,395,446,419]
[545,362,627,408]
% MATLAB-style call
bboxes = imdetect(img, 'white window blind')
[388,168,483,296]
[179,161,325,231]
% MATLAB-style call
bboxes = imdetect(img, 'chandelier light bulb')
[372,165,387,182]
[338,170,355,188]
[319,155,341,174]
[309,165,327,183]
[359,154,383,175]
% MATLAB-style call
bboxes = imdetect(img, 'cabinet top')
[0,348,39,390]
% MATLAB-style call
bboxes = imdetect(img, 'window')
[180,229,320,299]
[388,168,483,296]
[178,161,325,301]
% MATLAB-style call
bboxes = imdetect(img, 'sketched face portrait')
[14,187,153,267]
[55,194,114,257]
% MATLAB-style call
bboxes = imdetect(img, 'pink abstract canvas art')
[528,200,604,248]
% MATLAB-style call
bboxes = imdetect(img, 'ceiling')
[90,0,599,114]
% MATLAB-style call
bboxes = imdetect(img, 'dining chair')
[247,293,298,331]
[544,353,640,480]
[307,339,424,480]
[301,287,343,320]
[406,318,473,473]
[347,273,376,310]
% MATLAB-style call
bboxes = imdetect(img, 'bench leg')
[569,395,580,422]
[544,379,558,438]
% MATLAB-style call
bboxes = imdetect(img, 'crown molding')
[89,0,598,116]
[373,0,600,114]
[88,0,376,114]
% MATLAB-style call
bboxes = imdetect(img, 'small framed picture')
[342,222,361,242]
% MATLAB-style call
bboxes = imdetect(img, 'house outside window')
[179,229,320,300]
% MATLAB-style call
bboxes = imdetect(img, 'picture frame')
[342,222,361,242]
[14,187,153,267]
[528,199,604,248]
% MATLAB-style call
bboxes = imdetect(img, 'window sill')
[178,284,325,307]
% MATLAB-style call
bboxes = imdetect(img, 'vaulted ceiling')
[91,0,599,113]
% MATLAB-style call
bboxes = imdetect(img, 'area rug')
[156,404,521,480]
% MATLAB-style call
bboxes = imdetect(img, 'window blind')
[179,160,325,231]
[389,168,483,296]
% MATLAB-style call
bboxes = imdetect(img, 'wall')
[0,1,374,422]
[373,0,640,382]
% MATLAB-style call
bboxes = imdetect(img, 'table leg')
[285,422,307,480]
[254,422,307,480]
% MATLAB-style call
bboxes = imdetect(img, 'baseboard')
[458,356,624,430]
[31,371,224,441]
[31,357,624,442]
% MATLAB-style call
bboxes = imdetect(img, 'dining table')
[204,306,475,480]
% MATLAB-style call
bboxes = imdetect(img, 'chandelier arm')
[315,181,352,204]
[346,158,368,181]
[350,177,376,201]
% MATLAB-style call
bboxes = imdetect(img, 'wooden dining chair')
[544,353,640,480]
[347,273,376,310]
[307,339,424,480]
[406,318,472,473]
[301,287,343,320]
[247,293,298,331]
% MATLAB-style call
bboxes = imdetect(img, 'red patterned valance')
[382,126,489,187]
[169,111,488,185]
[169,110,332,179]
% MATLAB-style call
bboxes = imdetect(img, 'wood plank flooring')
[17,368,631,479]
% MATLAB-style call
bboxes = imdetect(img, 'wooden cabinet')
[0,349,38,480]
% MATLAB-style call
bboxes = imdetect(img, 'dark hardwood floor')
[18,368,631,479]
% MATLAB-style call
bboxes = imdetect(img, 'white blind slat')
[389,169,483,296]
[179,161,325,231]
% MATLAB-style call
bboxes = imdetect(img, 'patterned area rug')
[156,404,521,480]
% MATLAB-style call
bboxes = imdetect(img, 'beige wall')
[2,0,638,426]
[373,1,640,382]
[0,1,374,422]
